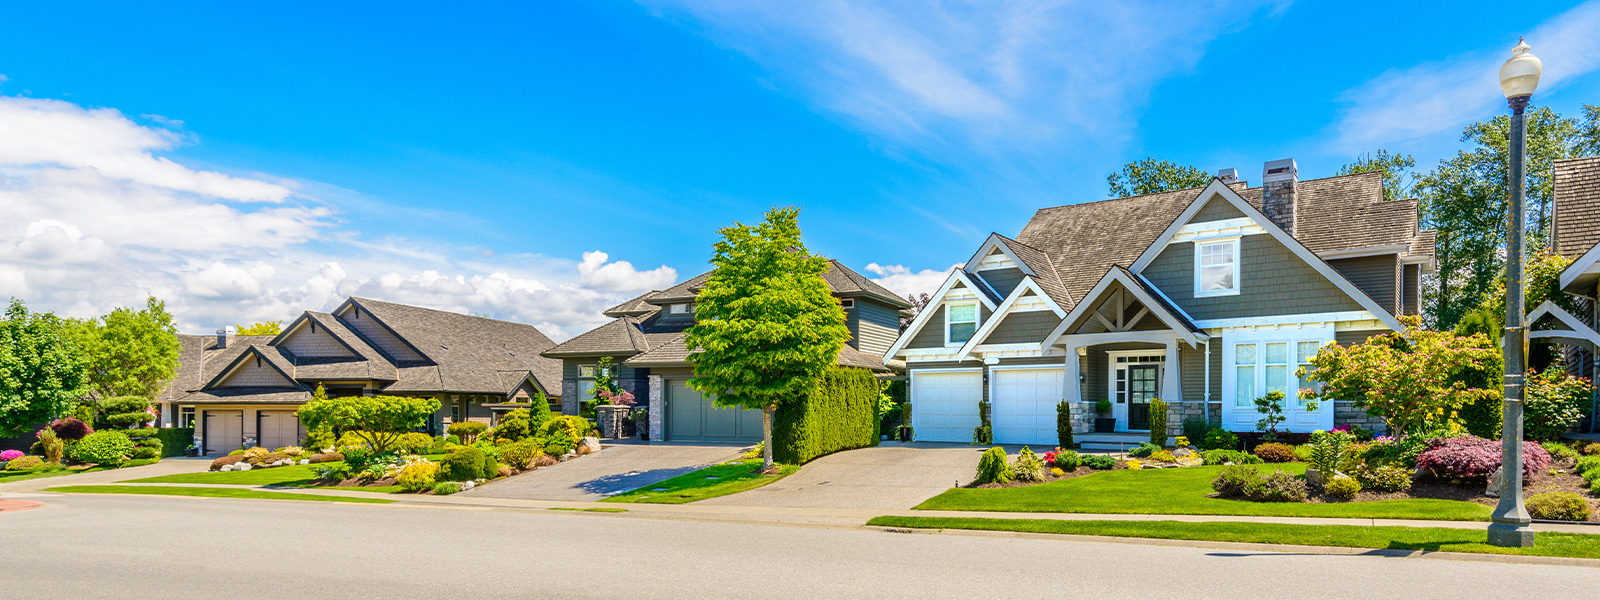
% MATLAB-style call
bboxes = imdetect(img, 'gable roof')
[603,290,664,318]
[1554,156,1600,258]
[1528,300,1600,348]
[542,315,663,357]
[967,233,1075,310]
[883,269,1001,360]
[622,332,891,372]
[344,297,561,395]
[954,275,1069,360]
[648,261,912,309]
[1042,266,1204,349]
[204,344,304,390]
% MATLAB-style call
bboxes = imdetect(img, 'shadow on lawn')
[576,465,716,496]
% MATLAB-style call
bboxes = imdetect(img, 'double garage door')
[912,368,1063,446]
[201,410,303,456]
[665,380,762,442]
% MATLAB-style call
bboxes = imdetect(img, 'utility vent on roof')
[1217,168,1239,184]
[440,344,449,350]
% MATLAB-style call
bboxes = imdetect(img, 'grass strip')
[915,463,1491,522]
[1,458,164,484]
[867,516,1600,560]
[550,507,628,513]
[600,459,799,504]
[122,462,335,486]
[44,485,394,504]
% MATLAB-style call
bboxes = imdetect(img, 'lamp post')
[1488,38,1542,549]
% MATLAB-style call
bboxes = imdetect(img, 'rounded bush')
[1212,465,1259,497]
[432,481,462,495]
[975,447,1012,484]
[447,421,488,442]
[1201,449,1262,466]
[396,460,440,492]
[1542,441,1580,463]
[1244,469,1307,502]
[395,432,433,454]
[210,456,244,470]
[542,432,577,457]
[1082,454,1116,470]
[1199,428,1239,451]
[75,431,133,467]
[1526,492,1591,521]
[1575,456,1600,477]
[1324,476,1361,501]
[129,446,161,460]
[1354,464,1413,492]
[6,455,46,471]
[48,418,93,441]
[440,447,487,482]
[501,440,543,470]
[1253,443,1296,463]
[1415,436,1550,480]
[1051,449,1082,471]
[1011,447,1045,483]
[1127,442,1160,458]
[0,449,22,463]
[543,415,593,440]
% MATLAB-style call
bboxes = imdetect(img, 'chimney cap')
[1217,168,1239,184]
[1263,158,1298,183]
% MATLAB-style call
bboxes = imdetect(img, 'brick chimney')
[1261,158,1298,235]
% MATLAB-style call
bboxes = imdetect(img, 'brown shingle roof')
[602,290,663,318]
[1554,156,1600,258]
[649,261,912,308]
[623,333,891,372]
[990,234,1075,309]
[347,297,561,396]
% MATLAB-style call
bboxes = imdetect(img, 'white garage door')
[911,370,982,443]
[991,368,1064,447]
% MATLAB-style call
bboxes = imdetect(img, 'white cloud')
[0,95,677,341]
[865,262,958,301]
[1331,1,1600,152]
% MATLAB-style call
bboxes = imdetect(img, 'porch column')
[1061,343,1080,403]
[1163,339,1181,436]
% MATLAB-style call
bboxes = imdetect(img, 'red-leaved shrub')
[1415,436,1550,480]
[48,418,94,441]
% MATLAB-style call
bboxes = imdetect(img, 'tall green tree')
[234,321,282,335]
[1107,158,1212,198]
[296,394,441,453]
[684,207,851,471]
[1578,104,1600,157]
[0,299,89,436]
[1338,149,1417,201]
[69,297,183,400]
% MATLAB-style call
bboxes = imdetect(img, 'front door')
[1127,365,1159,431]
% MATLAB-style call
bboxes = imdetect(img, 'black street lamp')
[1488,38,1542,548]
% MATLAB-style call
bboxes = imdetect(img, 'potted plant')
[898,405,914,442]
[1094,399,1116,433]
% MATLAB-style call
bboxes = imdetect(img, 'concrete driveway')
[464,441,745,502]
[696,442,986,509]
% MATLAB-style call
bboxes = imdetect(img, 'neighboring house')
[1536,156,1600,433]
[542,260,912,443]
[158,297,562,456]
[887,160,1436,444]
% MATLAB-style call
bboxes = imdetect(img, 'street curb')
[859,525,1600,568]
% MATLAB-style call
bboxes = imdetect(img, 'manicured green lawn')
[550,507,628,513]
[915,463,1491,521]
[0,458,163,484]
[867,516,1600,560]
[43,485,395,504]
[122,463,331,486]
[601,459,800,504]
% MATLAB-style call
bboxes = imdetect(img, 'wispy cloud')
[1331,1,1600,152]
[641,0,1286,158]
[865,262,959,300]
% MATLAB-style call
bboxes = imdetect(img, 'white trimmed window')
[1233,343,1256,407]
[578,364,596,378]
[1296,341,1322,406]
[1195,239,1240,296]
[1264,342,1290,398]
[669,303,690,314]
[840,299,855,309]
[946,302,978,345]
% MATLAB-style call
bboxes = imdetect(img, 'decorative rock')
[299,459,310,465]
[1172,447,1195,458]
[461,480,475,490]
[219,464,234,472]
[1486,466,1503,498]
[1305,468,1326,489]
[578,436,602,454]
[237,463,252,471]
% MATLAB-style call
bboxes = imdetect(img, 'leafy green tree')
[1579,104,1600,157]
[234,321,283,335]
[1338,149,1417,201]
[1106,158,1212,198]
[69,297,182,399]
[685,207,851,471]
[296,395,441,453]
[0,299,89,437]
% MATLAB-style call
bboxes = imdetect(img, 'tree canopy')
[295,394,441,453]
[1107,158,1212,198]
[685,207,850,469]
[234,321,283,336]
[0,299,89,437]
[68,297,182,400]
[1337,149,1417,202]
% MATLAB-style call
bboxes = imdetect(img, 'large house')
[158,297,562,456]
[887,159,1436,445]
[542,261,912,443]
[1537,156,1600,433]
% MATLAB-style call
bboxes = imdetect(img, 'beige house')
[159,297,562,456]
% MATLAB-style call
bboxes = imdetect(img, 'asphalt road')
[2,494,1597,599]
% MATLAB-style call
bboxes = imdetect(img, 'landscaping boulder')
[1486,466,1502,498]
[219,464,235,472]
[578,436,602,455]
[237,463,252,471]
[299,459,310,465]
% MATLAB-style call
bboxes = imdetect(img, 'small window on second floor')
[1195,239,1239,296]
[669,303,690,315]
[840,299,855,309]
[578,364,596,378]
[946,302,978,345]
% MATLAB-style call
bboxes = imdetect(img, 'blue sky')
[2,1,1598,339]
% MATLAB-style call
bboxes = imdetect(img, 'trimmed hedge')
[773,367,879,465]
[153,428,194,458]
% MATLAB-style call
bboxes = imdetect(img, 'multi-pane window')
[1234,343,1256,407]
[1196,240,1239,295]
[179,406,196,429]
[1264,342,1289,399]
[1296,341,1322,406]
[578,364,596,378]
[946,303,978,344]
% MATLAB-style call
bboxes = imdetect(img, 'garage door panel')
[204,410,243,456]
[258,410,302,450]
[667,380,761,442]
[992,368,1063,447]
[911,370,982,443]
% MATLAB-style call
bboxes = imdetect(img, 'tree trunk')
[762,403,775,472]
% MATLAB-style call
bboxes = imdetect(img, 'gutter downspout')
[1204,338,1212,423]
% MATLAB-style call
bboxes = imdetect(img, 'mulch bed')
[967,464,1128,489]
[1305,458,1600,522]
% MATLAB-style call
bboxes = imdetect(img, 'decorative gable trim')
[965,233,1035,275]
[335,298,434,363]
[955,277,1068,360]
[1129,180,1404,333]
[1559,239,1600,292]
[1040,268,1204,349]
[269,313,364,361]
[885,270,999,361]
[205,346,301,390]
[1528,301,1600,348]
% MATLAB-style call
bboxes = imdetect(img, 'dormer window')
[669,303,690,315]
[1195,238,1240,297]
[946,302,978,345]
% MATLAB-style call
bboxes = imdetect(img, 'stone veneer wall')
[1334,400,1389,435]
[561,381,579,415]
[647,375,664,442]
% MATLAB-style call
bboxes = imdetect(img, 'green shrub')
[1212,465,1259,497]
[395,432,433,454]
[501,440,543,469]
[1052,449,1082,471]
[1128,442,1160,458]
[129,446,161,460]
[1307,430,1354,473]
[1201,449,1262,466]
[98,396,155,428]
[1056,401,1074,449]
[542,432,577,457]
[1244,469,1307,502]
[440,447,487,482]
[1526,492,1591,521]
[36,429,65,464]
[972,400,993,445]
[1292,444,1314,463]
[1582,469,1600,485]
[543,415,594,440]
[1253,442,1296,463]
[1147,399,1168,446]
[1012,447,1045,483]
[1577,455,1600,477]
[1324,476,1361,500]
[1590,478,1600,496]
[447,421,488,443]
[315,463,353,481]
[490,409,536,441]
[1181,417,1209,445]
[432,481,462,495]
[1082,454,1116,470]
[1353,464,1413,492]
[302,427,335,451]
[152,428,193,457]
[397,461,440,492]
[774,367,879,464]
[1543,441,1579,463]
[1149,450,1176,463]
[6,455,46,471]
[75,431,133,467]
[975,447,1012,484]
[478,450,499,480]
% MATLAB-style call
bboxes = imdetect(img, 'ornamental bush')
[1212,465,1259,497]
[1057,401,1075,449]
[75,431,133,467]
[48,417,93,441]
[975,447,1012,484]
[1128,442,1160,458]
[1051,449,1082,471]
[1253,442,1296,463]
[1147,399,1169,446]
[501,440,543,470]
[447,421,488,444]
[1243,469,1307,502]
[440,447,486,482]
[1012,447,1045,483]
[396,460,440,493]
[1324,476,1361,500]
[1414,436,1550,480]
[1526,492,1591,521]
[1083,454,1116,470]
[1576,456,1600,477]
[1353,464,1413,492]
[543,415,594,440]
[1543,441,1579,463]
[1307,430,1355,474]
[1524,368,1595,441]
[432,481,462,495]
[489,408,540,442]
[36,429,65,464]
[542,432,577,457]
[1201,449,1262,466]
[0,449,22,463]
[395,432,433,454]
[6,455,45,471]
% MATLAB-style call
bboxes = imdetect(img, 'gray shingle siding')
[905,303,992,349]
[851,299,901,356]
[1402,263,1420,315]
[1194,196,1247,222]
[977,268,1026,298]
[1180,340,1220,405]
[1141,235,1363,321]
[1336,329,1386,347]
[1329,255,1399,315]
[984,310,1059,345]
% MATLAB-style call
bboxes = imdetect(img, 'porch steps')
[1074,433,1172,453]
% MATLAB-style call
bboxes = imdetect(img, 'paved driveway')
[696,442,986,509]
[464,441,745,501]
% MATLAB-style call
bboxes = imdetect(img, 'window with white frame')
[179,406,196,429]
[946,302,978,345]
[1195,239,1239,296]
[1234,343,1256,406]
[1264,342,1290,399]
[578,364,596,378]
[1296,341,1322,406]
[669,303,690,314]
[840,298,855,309]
